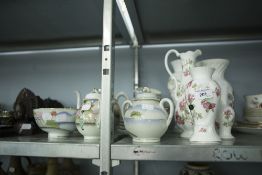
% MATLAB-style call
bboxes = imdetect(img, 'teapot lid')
[84,88,101,99]
[135,87,161,100]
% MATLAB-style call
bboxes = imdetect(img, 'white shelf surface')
[0,134,99,159]
[111,133,262,162]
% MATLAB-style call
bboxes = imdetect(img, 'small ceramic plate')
[238,120,262,127]
[245,116,262,123]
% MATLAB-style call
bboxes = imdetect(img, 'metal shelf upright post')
[100,0,115,174]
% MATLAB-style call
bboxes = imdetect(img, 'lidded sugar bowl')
[121,87,174,143]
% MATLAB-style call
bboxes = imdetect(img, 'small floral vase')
[180,163,214,175]
[196,59,235,140]
[187,67,221,143]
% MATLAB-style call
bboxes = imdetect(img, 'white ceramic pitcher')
[164,49,202,138]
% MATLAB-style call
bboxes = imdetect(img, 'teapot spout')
[74,91,81,110]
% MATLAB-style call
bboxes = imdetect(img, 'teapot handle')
[116,91,129,102]
[159,98,174,127]
[164,49,180,98]
[121,100,133,118]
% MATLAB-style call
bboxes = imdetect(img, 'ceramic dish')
[244,116,262,123]
[233,121,262,135]
[245,108,262,116]
[233,125,262,135]
[238,120,262,127]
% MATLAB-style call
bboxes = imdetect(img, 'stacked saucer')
[233,93,262,135]
[234,120,262,135]
[244,108,262,122]
[244,93,262,122]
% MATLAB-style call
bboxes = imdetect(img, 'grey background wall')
[0,40,262,174]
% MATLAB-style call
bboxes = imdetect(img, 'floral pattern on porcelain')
[33,108,77,138]
[34,110,75,129]
[164,49,202,139]
[75,99,100,130]
[196,59,235,139]
[250,97,262,108]
[222,109,234,127]
[188,83,220,118]
[187,67,221,143]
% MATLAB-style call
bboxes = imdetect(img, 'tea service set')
[33,88,127,140]
[30,48,238,144]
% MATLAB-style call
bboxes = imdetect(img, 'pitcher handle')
[164,49,180,98]
[159,98,174,127]
[164,49,180,78]
[121,100,133,118]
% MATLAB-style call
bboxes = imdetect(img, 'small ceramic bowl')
[33,108,77,139]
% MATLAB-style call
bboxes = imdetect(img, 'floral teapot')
[121,87,174,143]
[164,49,202,138]
[74,88,101,140]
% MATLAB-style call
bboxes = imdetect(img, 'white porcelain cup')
[245,94,262,109]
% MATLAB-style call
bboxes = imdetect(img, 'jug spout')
[195,49,202,57]
[74,91,81,110]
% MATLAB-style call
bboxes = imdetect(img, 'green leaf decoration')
[130,111,141,118]
[45,120,59,128]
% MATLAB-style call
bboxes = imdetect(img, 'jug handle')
[164,49,180,98]
[121,100,133,118]
[159,98,174,127]
[164,49,180,78]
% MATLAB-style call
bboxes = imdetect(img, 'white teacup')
[245,94,262,109]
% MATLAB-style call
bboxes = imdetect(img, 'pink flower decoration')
[215,87,221,97]
[201,99,216,112]
[199,128,207,133]
[187,94,195,104]
[179,99,187,111]
[175,111,184,125]
[51,111,57,118]
[186,80,193,88]
[224,109,233,119]
[183,70,190,76]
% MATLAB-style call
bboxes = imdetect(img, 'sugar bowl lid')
[135,87,161,100]
[84,88,101,99]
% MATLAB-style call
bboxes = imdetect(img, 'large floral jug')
[165,49,202,138]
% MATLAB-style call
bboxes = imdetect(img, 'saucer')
[233,125,262,135]
[233,121,262,135]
